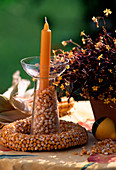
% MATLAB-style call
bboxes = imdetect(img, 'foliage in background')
[0,0,86,93]
[0,0,115,93]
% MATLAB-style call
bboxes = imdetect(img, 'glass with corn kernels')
[21,56,69,135]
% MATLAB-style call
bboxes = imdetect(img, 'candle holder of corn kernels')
[33,84,60,135]
[0,56,88,151]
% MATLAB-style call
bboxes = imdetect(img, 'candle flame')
[45,17,47,23]
[44,17,49,30]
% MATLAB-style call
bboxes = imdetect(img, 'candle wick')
[45,17,47,23]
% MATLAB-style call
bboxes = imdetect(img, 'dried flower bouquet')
[53,8,116,104]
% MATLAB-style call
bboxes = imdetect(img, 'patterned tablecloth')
[0,101,116,170]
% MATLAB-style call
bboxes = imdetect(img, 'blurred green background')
[0,0,115,93]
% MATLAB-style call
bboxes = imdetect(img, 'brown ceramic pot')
[90,99,116,125]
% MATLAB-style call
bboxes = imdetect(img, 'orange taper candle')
[40,17,51,90]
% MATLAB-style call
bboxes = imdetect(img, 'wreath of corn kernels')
[0,117,88,151]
